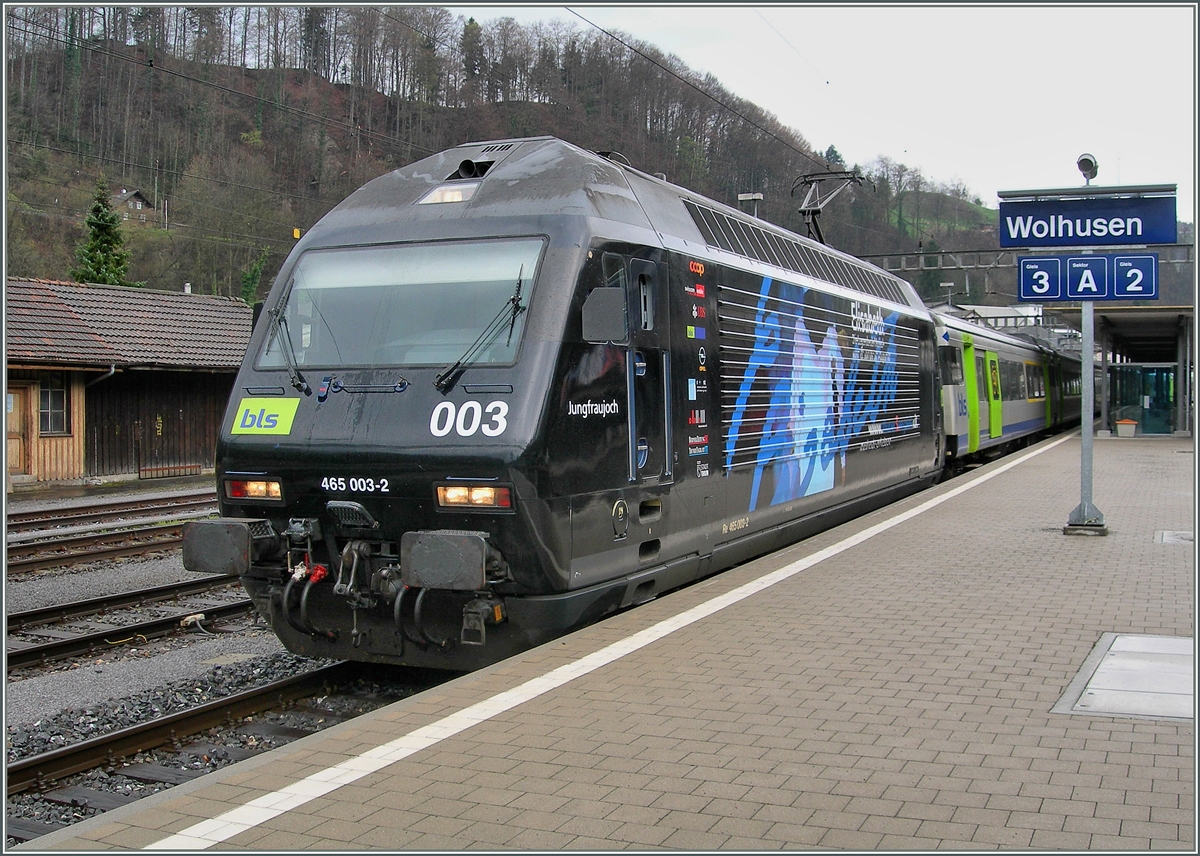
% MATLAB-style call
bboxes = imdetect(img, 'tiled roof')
[5,279,251,369]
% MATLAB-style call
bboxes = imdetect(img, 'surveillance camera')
[1076,153,1098,181]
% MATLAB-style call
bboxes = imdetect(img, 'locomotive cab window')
[258,237,545,369]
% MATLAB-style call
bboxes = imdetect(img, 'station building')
[5,279,251,490]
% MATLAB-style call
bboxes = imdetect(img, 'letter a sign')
[1066,257,1108,299]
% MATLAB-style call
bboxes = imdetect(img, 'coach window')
[1026,364,1044,399]
[39,373,70,435]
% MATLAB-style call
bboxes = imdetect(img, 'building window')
[39,373,69,435]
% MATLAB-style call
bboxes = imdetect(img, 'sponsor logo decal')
[232,397,301,435]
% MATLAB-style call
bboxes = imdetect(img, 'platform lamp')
[1076,153,1098,185]
[737,192,763,218]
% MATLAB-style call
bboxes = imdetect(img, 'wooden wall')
[6,370,86,482]
[85,370,234,478]
[6,367,235,483]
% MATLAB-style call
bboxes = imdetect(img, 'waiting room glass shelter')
[1108,363,1180,435]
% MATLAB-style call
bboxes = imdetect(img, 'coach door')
[975,355,990,445]
[984,351,1003,439]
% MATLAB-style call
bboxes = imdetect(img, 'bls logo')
[242,410,278,429]
[231,398,300,435]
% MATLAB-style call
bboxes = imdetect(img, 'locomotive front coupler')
[461,596,507,646]
[282,517,323,564]
[335,540,379,610]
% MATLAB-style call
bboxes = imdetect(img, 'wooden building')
[5,279,251,489]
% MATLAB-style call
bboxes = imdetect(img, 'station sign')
[1000,196,1176,248]
[1017,253,1158,302]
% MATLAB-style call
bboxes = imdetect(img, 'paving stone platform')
[23,432,1194,851]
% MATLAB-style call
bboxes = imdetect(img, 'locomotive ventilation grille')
[683,199,910,306]
[716,283,925,473]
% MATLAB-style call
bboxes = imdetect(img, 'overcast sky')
[448,4,1196,226]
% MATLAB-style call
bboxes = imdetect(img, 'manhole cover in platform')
[1155,530,1193,545]
[1053,634,1193,720]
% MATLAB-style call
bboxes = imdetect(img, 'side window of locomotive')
[582,253,630,344]
[603,253,627,290]
[976,357,988,401]
[937,345,964,385]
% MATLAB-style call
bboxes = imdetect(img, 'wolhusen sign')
[999,195,1176,248]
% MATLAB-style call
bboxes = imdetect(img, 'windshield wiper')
[266,305,311,395]
[434,267,525,392]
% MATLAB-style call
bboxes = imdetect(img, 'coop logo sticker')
[232,398,301,434]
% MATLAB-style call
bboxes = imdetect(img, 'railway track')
[6,575,254,672]
[6,661,360,796]
[6,662,456,843]
[6,490,217,535]
[6,491,219,573]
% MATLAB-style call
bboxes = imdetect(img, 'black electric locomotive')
[183,136,947,670]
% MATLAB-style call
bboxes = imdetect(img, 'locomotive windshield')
[258,237,545,369]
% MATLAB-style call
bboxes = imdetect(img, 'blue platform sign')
[1018,253,1158,302]
[1000,196,1176,248]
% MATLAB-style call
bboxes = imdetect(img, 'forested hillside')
[6,6,998,302]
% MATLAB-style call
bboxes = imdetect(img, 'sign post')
[1066,301,1105,532]
[1000,177,1176,537]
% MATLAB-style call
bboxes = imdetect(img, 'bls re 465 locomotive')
[183,136,1074,671]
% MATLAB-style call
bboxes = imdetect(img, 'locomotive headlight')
[436,484,513,510]
[225,478,283,501]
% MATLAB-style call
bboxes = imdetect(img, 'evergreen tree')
[72,176,136,286]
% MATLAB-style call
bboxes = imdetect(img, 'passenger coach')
[184,136,945,670]
[935,315,1083,466]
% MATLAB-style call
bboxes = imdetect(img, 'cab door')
[626,258,672,486]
